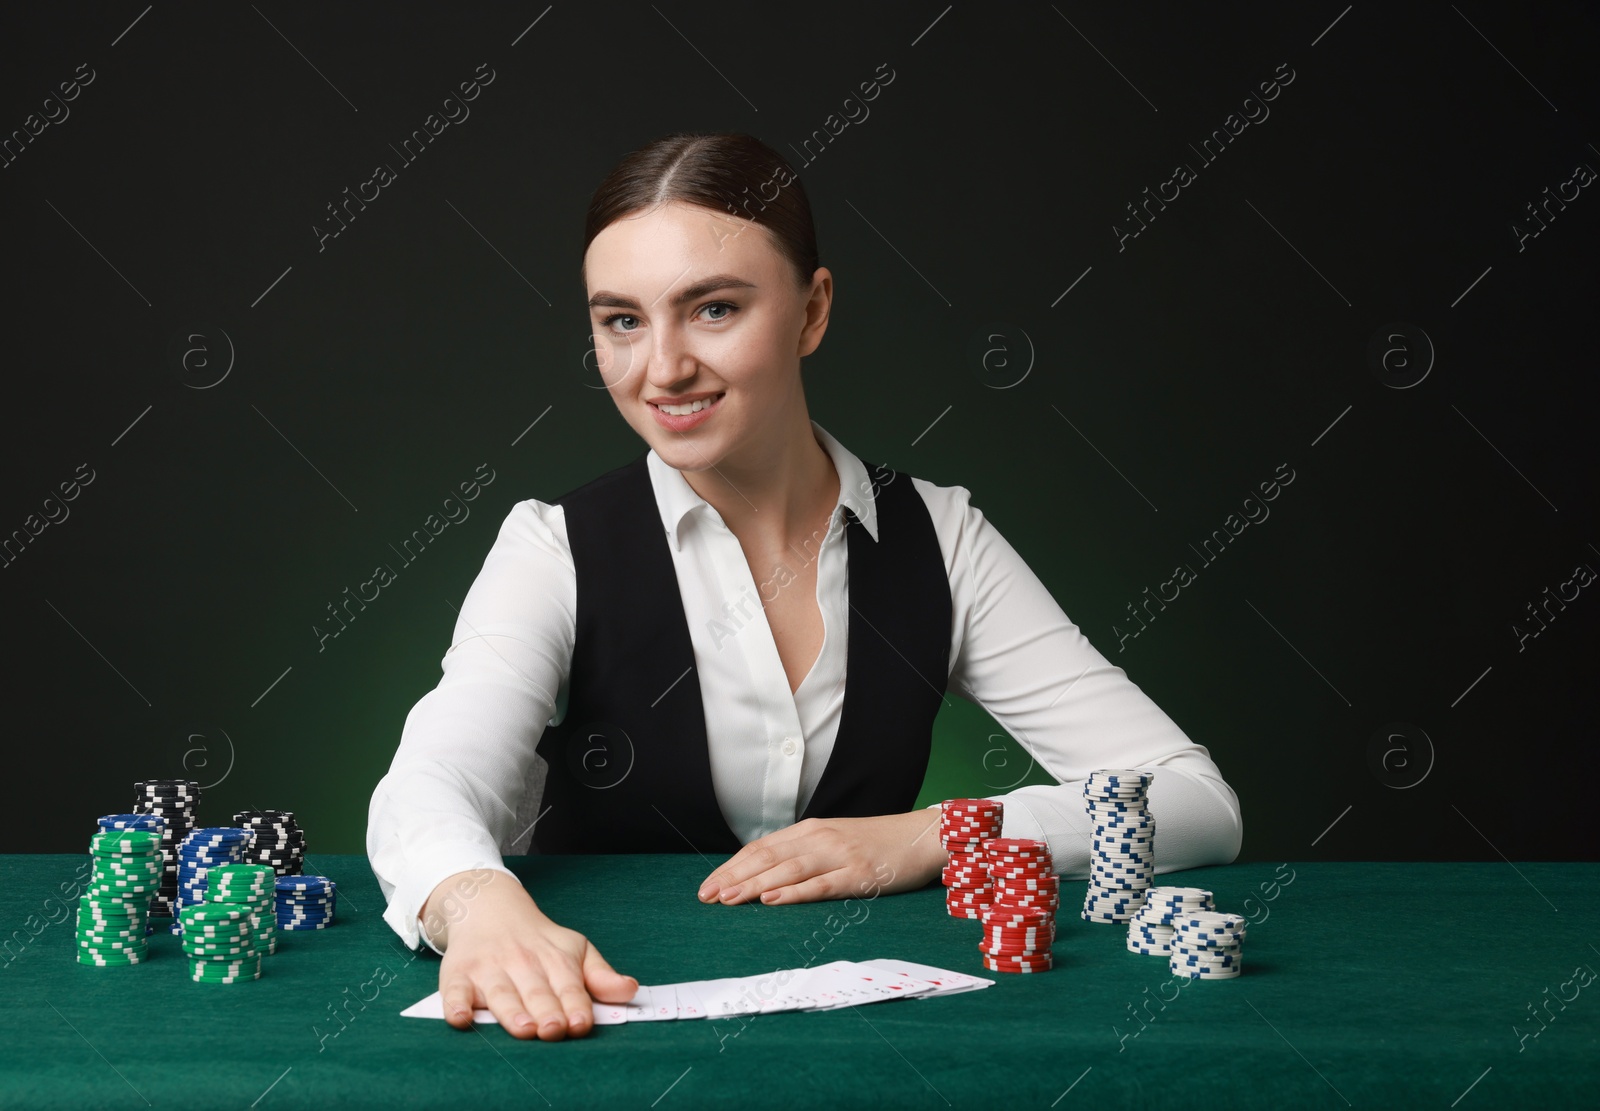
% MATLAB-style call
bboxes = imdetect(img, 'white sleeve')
[922,479,1243,877]
[366,498,576,949]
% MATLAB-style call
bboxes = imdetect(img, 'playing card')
[856,957,994,997]
[623,984,680,1021]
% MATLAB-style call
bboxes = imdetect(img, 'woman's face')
[584,200,829,473]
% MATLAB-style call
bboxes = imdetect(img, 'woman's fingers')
[538,955,599,1037]
[582,943,642,1003]
[755,868,853,905]
[698,823,813,901]
[719,851,827,905]
[480,970,566,1040]
[699,812,944,907]
[439,969,479,1029]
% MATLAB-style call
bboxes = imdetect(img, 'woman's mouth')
[649,391,725,431]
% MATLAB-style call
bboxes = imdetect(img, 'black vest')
[532,450,951,855]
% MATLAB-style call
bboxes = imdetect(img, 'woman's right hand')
[422,869,637,1040]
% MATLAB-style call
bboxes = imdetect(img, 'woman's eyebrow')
[587,274,758,312]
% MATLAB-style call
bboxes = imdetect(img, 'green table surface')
[2,855,1596,1110]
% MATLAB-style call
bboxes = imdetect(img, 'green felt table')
[2,855,1596,1110]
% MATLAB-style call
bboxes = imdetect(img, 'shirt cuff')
[380,840,519,952]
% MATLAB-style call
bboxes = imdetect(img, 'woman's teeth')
[656,394,723,416]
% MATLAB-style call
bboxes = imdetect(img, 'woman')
[367,131,1242,1041]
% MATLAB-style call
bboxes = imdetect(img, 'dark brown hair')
[581,131,820,292]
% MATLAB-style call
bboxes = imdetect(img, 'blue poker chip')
[274,875,334,893]
[98,813,167,832]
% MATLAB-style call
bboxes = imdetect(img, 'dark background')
[2,3,1595,862]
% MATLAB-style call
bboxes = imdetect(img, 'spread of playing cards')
[401,958,991,1025]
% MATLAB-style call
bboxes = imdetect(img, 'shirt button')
[781,737,799,757]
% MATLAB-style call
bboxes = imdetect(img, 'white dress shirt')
[368,420,1243,951]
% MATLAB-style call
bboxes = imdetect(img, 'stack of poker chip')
[77,894,149,968]
[939,799,1002,918]
[176,827,254,924]
[233,809,306,876]
[96,814,165,934]
[207,864,278,957]
[76,828,162,967]
[1081,769,1156,923]
[276,874,337,930]
[131,779,201,919]
[1126,886,1213,955]
[1170,910,1247,980]
[179,903,260,983]
[979,837,1057,973]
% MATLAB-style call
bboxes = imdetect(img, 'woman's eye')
[600,302,735,334]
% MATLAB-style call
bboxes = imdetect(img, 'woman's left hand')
[697,809,948,906]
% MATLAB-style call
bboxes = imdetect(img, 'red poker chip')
[942,798,1003,810]
[992,903,1060,915]
[946,905,981,919]
[982,954,1053,973]
[980,906,1052,926]
[982,939,1055,954]
[983,916,1055,930]
[981,930,1055,946]
[983,918,1055,932]
[994,877,1060,891]
[983,917,1055,929]
[981,901,1051,917]
[983,949,1055,964]
[987,865,1055,878]
[985,848,1052,860]
[982,838,1048,854]
[981,941,1053,956]
[983,940,1055,953]
[996,890,1061,900]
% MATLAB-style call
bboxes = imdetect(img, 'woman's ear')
[798,267,833,358]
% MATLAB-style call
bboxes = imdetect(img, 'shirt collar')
[646,419,881,553]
